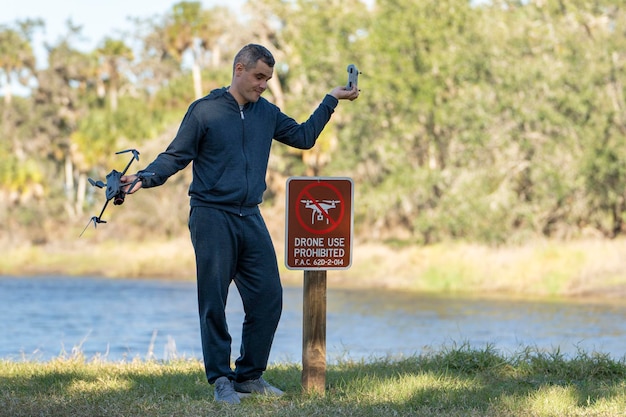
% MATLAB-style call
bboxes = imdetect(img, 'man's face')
[232,59,273,104]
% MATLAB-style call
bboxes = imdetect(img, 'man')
[121,44,359,404]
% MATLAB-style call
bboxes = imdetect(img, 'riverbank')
[2,344,626,417]
[2,236,626,301]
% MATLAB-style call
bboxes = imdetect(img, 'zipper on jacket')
[240,103,248,215]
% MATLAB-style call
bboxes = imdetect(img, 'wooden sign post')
[301,270,327,393]
[285,177,353,393]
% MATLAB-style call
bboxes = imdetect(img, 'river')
[1,275,624,363]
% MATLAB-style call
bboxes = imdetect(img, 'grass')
[2,344,626,417]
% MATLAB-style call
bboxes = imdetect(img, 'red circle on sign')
[295,182,345,235]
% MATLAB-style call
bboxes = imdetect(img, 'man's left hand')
[330,85,360,101]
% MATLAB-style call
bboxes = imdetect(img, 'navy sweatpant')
[189,206,283,384]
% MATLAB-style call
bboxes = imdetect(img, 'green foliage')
[72,97,169,168]
[3,0,626,245]
[0,153,43,193]
[330,0,626,243]
[0,20,41,95]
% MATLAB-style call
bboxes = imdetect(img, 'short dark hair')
[233,44,275,73]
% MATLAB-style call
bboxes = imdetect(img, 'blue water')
[1,276,625,363]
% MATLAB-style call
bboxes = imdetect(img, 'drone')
[80,149,153,237]
[346,64,360,90]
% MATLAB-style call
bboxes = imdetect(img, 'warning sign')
[285,177,353,270]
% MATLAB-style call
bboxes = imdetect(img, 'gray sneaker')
[214,376,241,404]
[234,376,284,397]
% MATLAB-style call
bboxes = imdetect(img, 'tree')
[162,1,232,99]
[245,0,370,175]
[0,19,41,105]
[95,38,134,112]
[0,19,45,221]
[32,21,97,219]
[340,0,489,242]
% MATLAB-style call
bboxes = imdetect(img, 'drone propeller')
[116,149,141,178]
[79,215,107,237]
[88,178,105,188]
[116,149,140,162]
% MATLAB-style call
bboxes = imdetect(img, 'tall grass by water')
[2,344,626,417]
[3,237,626,299]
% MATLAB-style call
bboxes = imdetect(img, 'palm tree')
[96,38,134,112]
[0,20,41,105]
[163,1,225,99]
[35,21,95,219]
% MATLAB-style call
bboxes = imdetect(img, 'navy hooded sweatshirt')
[139,87,339,216]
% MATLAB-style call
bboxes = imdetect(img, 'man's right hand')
[121,174,143,194]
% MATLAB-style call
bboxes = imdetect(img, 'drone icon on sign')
[300,199,341,225]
